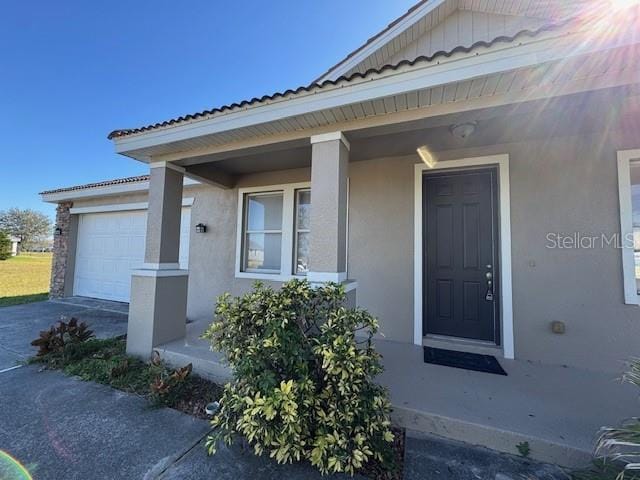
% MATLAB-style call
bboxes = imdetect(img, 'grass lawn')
[0,252,52,307]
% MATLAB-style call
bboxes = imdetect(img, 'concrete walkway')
[0,300,570,479]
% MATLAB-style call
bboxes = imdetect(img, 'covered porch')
[115,87,640,469]
[120,83,640,364]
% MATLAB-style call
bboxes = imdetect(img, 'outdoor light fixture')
[54,226,63,236]
[417,146,437,168]
[195,223,207,234]
[450,122,477,140]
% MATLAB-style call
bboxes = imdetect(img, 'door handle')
[485,272,494,301]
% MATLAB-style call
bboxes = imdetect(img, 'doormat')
[423,347,507,376]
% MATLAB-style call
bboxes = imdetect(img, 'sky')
[0,0,417,220]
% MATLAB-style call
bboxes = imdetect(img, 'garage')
[73,207,191,302]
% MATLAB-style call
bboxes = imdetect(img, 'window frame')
[618,149,640,305]
[293,188,311,276]
[235,182,311,281]
[242,191,284,274]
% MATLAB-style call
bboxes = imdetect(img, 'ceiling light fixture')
[450,122,477,140]
[417,146,437,168]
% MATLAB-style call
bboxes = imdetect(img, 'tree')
[0,232,12,260]
[0,208,52,251]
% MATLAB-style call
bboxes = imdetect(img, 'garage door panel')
[74,208,190,303]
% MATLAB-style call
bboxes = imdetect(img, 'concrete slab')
[378,340,637,467]
[404,432,567,480]
[52,296,129,315]
[0,300,128,369]
[158,323,637,468]
[158,438,360,480]
[0,366,210,480]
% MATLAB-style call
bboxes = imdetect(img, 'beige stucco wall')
[348,130,640,374]
[61,126,640,373]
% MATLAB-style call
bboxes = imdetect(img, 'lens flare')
[610,0,640,11]
[0,451,32,480]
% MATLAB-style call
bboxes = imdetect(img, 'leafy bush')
[31,317,94,356]
[0,231,12,260]
[574,359,640,480]
[150,360,193,406]
[203,280,395,476]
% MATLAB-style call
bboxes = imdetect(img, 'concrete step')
[156,333,232,385]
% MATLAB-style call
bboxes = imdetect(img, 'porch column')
[127,162,188,358]
[309,132,354,302]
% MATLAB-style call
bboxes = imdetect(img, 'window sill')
[235,271,305,282]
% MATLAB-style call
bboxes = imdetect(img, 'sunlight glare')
[417,146,437,168]
[610,0,640,11]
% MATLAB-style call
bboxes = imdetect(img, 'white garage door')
[73,208,191,303]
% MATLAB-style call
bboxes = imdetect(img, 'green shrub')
[203,279,395,476]
[0,231,11,260]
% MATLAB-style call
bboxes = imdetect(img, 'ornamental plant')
[202,280,395,476]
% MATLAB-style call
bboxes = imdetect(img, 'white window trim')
[413,154,514,359]
[235,182,311,281]
[617,149,640,305]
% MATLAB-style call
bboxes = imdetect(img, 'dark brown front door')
[423,169,500,343]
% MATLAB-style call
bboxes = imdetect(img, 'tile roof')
[107,21,564,141]
[312,0,432,84]
[40,175,150,195]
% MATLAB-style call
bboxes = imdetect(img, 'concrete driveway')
[0,298,129,370]
[0,299,567,479]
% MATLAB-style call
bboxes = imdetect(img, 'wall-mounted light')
[54,226,63,236]
[417,146,437,168]
[450,122,477,140]
[195,223,207,234]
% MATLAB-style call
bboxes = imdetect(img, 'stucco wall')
[348,130,640,374]
[59,128,640,373]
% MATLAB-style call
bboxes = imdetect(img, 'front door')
[423,169,500,343]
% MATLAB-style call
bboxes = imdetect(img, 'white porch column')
[308,132,352,291]
[127,162,188,358]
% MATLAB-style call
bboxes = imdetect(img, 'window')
[242,192,283,273]
[617,150,640,304]
[236,183,311,280]
[294,189,311,274]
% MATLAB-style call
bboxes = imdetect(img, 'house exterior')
[42,0,640,378]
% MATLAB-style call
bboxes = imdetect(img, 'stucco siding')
[59,128,640,373]
[347,130,640,373]
[348,157,416,343]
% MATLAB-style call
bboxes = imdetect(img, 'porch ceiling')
[175,85,640,186]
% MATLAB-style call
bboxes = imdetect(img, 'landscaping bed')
[30,334,223,418]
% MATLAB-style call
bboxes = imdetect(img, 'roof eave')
[112,25,585,158]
